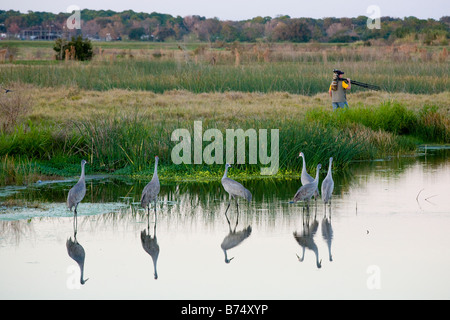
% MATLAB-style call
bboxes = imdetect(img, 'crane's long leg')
[225,209,232,232]
[329,201,332,220]
[147,205,150,230]
[224,197,232,219]
[73,212,78,238]
[235,199,240,227]
[154,199,157,223]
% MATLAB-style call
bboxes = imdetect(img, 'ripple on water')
[0,202,129,221]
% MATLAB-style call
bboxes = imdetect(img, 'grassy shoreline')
[1,86,448,186]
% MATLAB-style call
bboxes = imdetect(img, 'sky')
[2,0,449,20]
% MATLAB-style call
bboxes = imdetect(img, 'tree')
[290,19,312,42]
[129,27,145,40]
[54,36,93,61]
[154,26,175,41]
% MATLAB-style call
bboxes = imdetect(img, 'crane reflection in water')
[141,210,160,280]
[66,213,89,285]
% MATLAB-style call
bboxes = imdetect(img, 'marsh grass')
[0,121,84,159]
[416,105,450,143]
[68,112,388,179]
[0,87,448,185]
[305,101,450,143]
[0,155,40,185]
[1,57,448,95]
[74,113,174,172]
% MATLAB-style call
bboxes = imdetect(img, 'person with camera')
[329,69,351,110]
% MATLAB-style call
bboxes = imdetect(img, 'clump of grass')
[0,83,32,133]
[306,101,416,134]
[305,101,450,145]
[0,121,84,160]
[74,112,174,172]
[416,105,450,143]
[274,119,372,173]
[0,155,40,186]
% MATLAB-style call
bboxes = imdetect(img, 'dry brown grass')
[26,85,450,125]
[0,83,32,132]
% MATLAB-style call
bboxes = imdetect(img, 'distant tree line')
[1,9,449,44]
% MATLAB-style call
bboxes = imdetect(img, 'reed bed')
[3,98,444,185]
[1,54,448,95]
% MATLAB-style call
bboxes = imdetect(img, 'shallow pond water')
[0,149,449,299]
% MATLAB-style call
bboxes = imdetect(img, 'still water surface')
[0,149,449,299]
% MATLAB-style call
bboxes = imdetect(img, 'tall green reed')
[1,59,448,95]
[305,101,450,144]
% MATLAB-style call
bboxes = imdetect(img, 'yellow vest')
[329,81,349,103]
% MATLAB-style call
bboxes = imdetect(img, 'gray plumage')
[294,211,321,269]
[322,215,333,262]
[66,235,88,284]
[321,157,334,204]
[293,163,321,203]
[221,225,252,263]
[299,152,319,198]
[141,227,160,280]
[66,209,88,284]
[141,156,160,211]
[221,163,252,203]
[67,160,87,213]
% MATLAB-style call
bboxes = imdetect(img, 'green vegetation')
[53,36,94,61]
[0,41,448,186]
[0,89,448,186]
[1,57,449,95]
[306,102,450,143]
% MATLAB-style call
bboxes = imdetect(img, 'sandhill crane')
[67,160,87,215]
[293,207,321,268]
[221,164,252,216]
[321,157,334,209]
[299,152,319,199]
[141,156,160,219]
[141,222,160,280]
[66,214,88,284]
[221,211,252,263]
[293,163,321,207]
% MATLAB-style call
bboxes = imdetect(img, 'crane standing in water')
[321,157,334,209]
[141,156,160,220]
[299,152,319,200]
[67,160,87,215]
[293,163,322,207]
[221,164,252,216]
